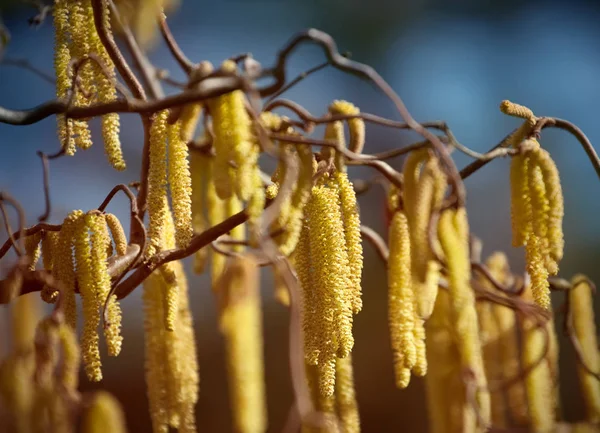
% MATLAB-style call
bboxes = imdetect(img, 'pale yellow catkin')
[522,316,555,433]
[335,355,360,433]
[334,170,363,314]
[168,119,193,248]
[0,354,35,433]
[218,255,267,433]
[147,110,170,256]
[104,213,128,256]
[142,272,170,433]
[68,0,93,150]
[206,158,227,289]
[85,0,126,171]
[438,208,490,431]
[509,153,530,247]
[190,150,211,274]
[55,210,84,329]
[531,148,564,267]
[278,147,315,256]
[569,275,600,423]
[81,391,128,433]
[40,232,60,302]
[74,213,102,382]
[424,289,460,433]
[307,184,354,394]
[57,323,80,394]
[296,225,320,366]
[11,293,40,354]
[387,210,416,388]
[527,157,555,274]
[53,0,75,155]
[208,60,254,200]
[329,100,365,155]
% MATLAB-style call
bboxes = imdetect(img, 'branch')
[158,13,194,74]
[0,75,243,125]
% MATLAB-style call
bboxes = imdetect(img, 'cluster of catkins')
[54,0,125,170]
[0,294,127,432]
[1,1,599,431]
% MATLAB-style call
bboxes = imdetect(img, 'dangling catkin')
[217,255,267,433]
[168,119,193,248]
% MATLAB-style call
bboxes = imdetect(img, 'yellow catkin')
[273,261,291,307]
[53,0,75,155]
[424,289,461,433]
[527,156,555,274]
[190,150,210,274]
[147,110,170,256]
[387,210,416,388]
[525,234,551,310]
[89,214,123,357]
[55,210,84,329]
[296,225,320,366]
[41,230,60,303]
[499,100,536,124]
[68,0,93,150]
[335,355,360,433]
[11,292,40,354]
[308,185,354,395]
[24,231,42,271]
[278,147,315,256]
[531,148,564,266]
[410,156,439,319]
[207,159,227,289]
[438,208,490,431]
[402,149,429,223]
[208,60,255,200]
[74,213,102,382]
[521,316,555,433]
[168,120,193,248]
[81,391,128,433]
[334,170,363,314]
[143,272,170,433]
[569,275,600,423]
[0,354,35,433]
[85,0,126,171]
[509,153,530,247]
[329,100,365,154]
[412,316,427,377]
[218,255,267,433]
[105,213,128,256]
[57,322,80,394]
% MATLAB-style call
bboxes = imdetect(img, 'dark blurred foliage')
[1,0,600,431]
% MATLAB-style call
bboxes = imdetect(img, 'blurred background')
[1,0,600,431]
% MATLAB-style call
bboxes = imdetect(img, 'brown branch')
[0,223,61,260]
[0,57,54,84]
[158,13,194,74]
[360,225,389,262]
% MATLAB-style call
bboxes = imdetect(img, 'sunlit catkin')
[74,213,102,381]
[438,208,490,431]
[569,275,600,423]
[85,0,125,170]
[335,355,360,433]
[57,322,80,394]
[510,152,530,247]
[105,213,128,256]
[522,316,555,433]
[147,110,170,256]
[209,60,255,200]
[53,0,72,146]
[24,231,42,271]
[55,210,84,329]
[190,150,211,274]
[387,210,416,388]
[333,170,363,314]
[81,391,128,433]
[68,0,93,150]
[308,185,354,385]
[218,255,267,433]
[531,148,564,268]
[167,119,193,248]
[329,100,365,154]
